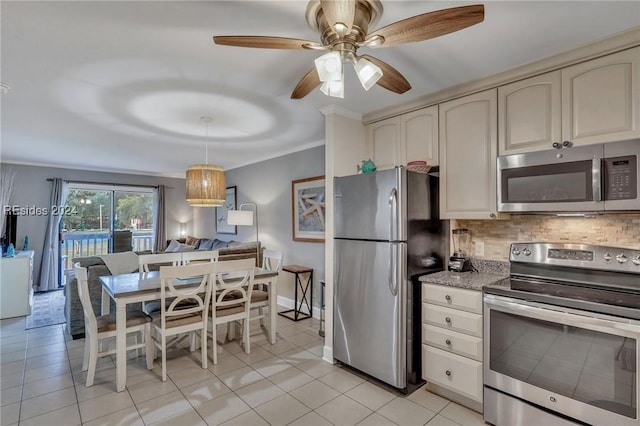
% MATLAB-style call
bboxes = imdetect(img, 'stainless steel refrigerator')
[333,166,448,393]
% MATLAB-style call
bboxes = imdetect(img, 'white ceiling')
[1,1,638,178]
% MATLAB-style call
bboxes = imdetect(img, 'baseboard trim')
[322,345,333,364]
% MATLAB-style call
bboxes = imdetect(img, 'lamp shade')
[314,51,342,82]
[227,210,253,226]
[320,79,344,98]
[186,164,226,207]
[354,57,383,91]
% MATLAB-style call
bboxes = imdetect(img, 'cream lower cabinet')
[499,47,640,155]
[365,105,438,170]
[439,88,500,219]
[1,250,34,319]
[422,283,483,404]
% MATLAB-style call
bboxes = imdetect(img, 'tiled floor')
[0,312,486,426]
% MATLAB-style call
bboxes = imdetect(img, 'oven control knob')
[603,253,612,261]
[632,256,640,266]
[616,254,628,264]
[512,248,521,256]
[523,248,531,256]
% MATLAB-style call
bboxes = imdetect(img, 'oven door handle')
[484,294,640,335]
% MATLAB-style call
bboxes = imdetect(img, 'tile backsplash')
[455,213,640,261]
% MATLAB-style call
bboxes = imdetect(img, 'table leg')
[101,288,110,316]
[269,279,277,344]
[115,301,127,392]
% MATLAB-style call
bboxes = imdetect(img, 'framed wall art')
[292,175,325,242]
[215,186,237,235]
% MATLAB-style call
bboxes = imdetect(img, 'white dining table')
[99,268,279,392]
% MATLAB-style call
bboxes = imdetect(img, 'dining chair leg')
[258,307,265,326]
[82,331,90,372]
[161,334,167,382]
[85,335,99,387]
[244,319,250,354]
[145,325,154,370]
[212,323,218,365]
[190,333,196,353]
[201,327,207,370]
[135,332,143,358]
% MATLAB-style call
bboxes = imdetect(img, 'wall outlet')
[474,241,485,257]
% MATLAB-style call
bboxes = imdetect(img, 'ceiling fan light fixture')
[354,57,383,90]
[320,78,344,98]
[314,51,343,82]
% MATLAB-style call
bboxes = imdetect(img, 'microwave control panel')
[604,155,637,200]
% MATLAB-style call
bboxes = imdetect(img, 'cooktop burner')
[484,242,640,320]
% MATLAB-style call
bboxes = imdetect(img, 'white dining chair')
[138,252,183,315]
[138,252,182,272]
[249,249,282,328]
[180,250,219,265]
[74,263,152,387]
[208,259,256,364]
[146,262,215,381]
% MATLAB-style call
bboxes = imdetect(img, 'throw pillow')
[176,243,196,252]
[197,238,216,251]
[165,239,180,252]
[185,235,199,246]
[211,239,229,249]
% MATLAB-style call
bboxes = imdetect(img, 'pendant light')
[186,116,226,207]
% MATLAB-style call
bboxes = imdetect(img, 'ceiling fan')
[213,1,484,99]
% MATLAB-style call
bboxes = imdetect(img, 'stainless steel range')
[483,242,640,426]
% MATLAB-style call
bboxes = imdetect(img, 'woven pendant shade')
[186,164,226,207]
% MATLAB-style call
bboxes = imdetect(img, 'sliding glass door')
[60,185,154,285]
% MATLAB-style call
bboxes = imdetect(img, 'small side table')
[278,265,313,321]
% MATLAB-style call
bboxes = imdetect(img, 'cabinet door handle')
[445,339,452,345]
[552,142,562,149]
[445,370,452,377]
[445,317,451,323]
[445,295,451,301]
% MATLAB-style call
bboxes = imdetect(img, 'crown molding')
[364,26,640,124]
[320,105,363,121]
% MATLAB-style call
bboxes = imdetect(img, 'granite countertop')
[419,271,508,291]
[419,259,510,291]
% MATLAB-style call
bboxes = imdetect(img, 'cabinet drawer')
[422,324,483,361]
[422,303,483,337]
[422,283,482,314]
[422,345,483,402]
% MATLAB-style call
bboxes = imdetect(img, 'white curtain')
[38,178,68,291]
[153,185,167,252]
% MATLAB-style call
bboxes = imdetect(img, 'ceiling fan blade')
[320,0,355,36]
[291,68,321,99]
[367,5,484,48]
[213,36,323,50]
[361,55,411,94]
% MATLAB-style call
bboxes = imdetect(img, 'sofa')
[64,239,264,339]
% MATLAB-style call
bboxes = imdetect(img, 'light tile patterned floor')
[0,311,486,426]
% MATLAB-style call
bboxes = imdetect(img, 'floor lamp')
[227,203,259,266]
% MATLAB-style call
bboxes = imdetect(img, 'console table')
[0,250,34,319]
[278,265,313,321]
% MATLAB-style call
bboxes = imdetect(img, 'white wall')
[195,145,326,311]
[0,163,190,287]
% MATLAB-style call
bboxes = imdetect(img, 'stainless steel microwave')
[497,139,640,212]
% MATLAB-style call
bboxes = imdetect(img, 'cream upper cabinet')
[366,117,400,170]
[498,71,562,155]
[499,47,640,155]
[400,106,439,166]
[365,105,439,170]
[562,47,640,146]
[439,89,500,220]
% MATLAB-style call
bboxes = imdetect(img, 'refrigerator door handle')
[388,243,397,296]
[388,187,398,241]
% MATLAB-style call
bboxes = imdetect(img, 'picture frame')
[215,186,237,235]
[292,175,325,242]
